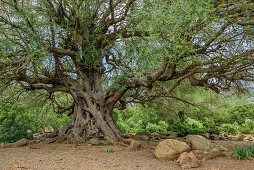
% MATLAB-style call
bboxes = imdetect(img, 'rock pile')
[154,135,228,169]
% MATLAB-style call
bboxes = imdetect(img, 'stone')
[204,133,211,139]
[133,132,150,141]
[177,152,199,169]
[88,138,100,145]
[44,126,54,133]
[210,134,219,140]
[191,150,208,160]
[160,131,178,138]
[212,143,228,152]
[122,139,143,151]
[186,135,212,151]
[14,138,28,147]
[191,149,226,161]
[129,140,142,151]
[0,143,13,148]
[26,129,33,140]
[122,134,132,139]
[155,139,190,160]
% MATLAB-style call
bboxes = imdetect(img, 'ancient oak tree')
[0,0,253,143]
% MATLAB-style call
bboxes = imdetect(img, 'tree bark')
[57,82,122,144]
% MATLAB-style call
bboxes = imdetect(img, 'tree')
[0,0,253,143]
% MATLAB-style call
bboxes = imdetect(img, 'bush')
[0,103,71,138]
[0,123,30,143]
[201,117,221,134]
[170,118,205,137]
[146,121,168,133]
[113,105,170,133]
[229,104,254,125]
[0,103,37,131]
[240,119,254,134]
[219,122,240,135]
[233,145,254,160]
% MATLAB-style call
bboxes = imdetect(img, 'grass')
[232,145,254,160]
[105,147,116,153]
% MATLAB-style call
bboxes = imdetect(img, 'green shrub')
[201,117,221,134]
[113,105,170,133]
[229,104,254,125]
[233,145,254,160]
[170,118,205,136]
[240,119,254,134]
[0,103,37,131]
[0,103,71,137]
[0,123,30,143]
[146,121,168,133]
[219,122,240,135]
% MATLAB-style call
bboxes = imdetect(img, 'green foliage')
[219,123,240,135]
[0,123,30,143]
[113,105,170,134]
[0,103,70,141]
[146,121,168,133]
[0,103,37,132]
[170,118,205,137]
[240,119,254,134]
[233,145,254,160]
[105,147,116,153]
[229,104,254,125]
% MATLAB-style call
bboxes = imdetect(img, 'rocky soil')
[0,137,254,170]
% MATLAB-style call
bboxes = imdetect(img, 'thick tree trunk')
[57,83,122,144]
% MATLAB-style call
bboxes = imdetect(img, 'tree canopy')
[0,0,253,142]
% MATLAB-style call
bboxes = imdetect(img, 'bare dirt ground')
[1,139,254,170]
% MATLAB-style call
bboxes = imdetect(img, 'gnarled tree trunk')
[57,80,122,144]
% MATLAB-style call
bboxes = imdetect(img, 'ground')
[0,139,254,170]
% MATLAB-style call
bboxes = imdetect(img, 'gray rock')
[122,134,132,139]
[14,138,28,147]
[88,138,100,145]
[134,132,151,141]
[186,135,212,151]
[177,152,199,169]
[204,133,211,139]
[44,126,54,133]
[160,131,178,138]
[155,139,190,160]
[134,134,149,141]
[210,134,219,140]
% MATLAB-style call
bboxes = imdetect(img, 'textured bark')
[57,82,122,144]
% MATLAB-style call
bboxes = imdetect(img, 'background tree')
[0,0,253,143]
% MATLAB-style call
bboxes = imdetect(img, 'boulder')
[212,143,228,152]
[129,140,142,151]
[160,131,178,138]
[177,152,199,169]
[1,138,28,148]
[155,139,190,160]
[191,150,209,160]
[191,149,226,161]
[88,138,100,145]
[134,132,150,141]
[186,135,212,151]
[14,138,28,147]
[0,143,13,148]
[123,139,143,151]
[44,126,54,133]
